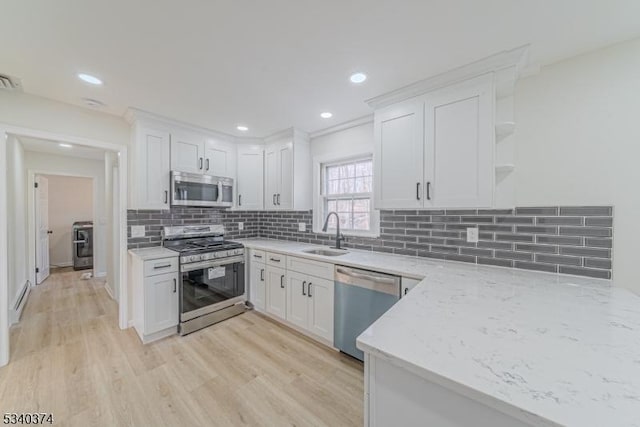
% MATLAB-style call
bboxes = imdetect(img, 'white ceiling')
[2,0,640,137]
[17,136,106,161]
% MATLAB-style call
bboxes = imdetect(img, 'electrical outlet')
[238,222,244,231]
[466,227,479,243]
[131,225,145,238]
[298,223,307,232]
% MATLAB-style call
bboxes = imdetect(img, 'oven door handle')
[180,256,245,273]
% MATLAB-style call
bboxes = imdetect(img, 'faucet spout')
[322,211,345,250]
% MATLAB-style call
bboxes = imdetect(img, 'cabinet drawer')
[266,252,287,267]
[250,249,266,264]
[287,256,333,281]
[144,257,179,277]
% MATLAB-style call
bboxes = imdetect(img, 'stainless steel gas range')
[163,224,249,335]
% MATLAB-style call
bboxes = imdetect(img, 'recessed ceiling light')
[236,125,249,132]
[350,72,367,84]
[77,73,103,85]
[320,112,333,119]
[59,143,72,148]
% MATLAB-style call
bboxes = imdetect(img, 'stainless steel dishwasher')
[334,265,401,361]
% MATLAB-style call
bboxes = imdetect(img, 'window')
[319,157,375,234]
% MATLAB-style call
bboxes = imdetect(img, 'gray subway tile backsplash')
[127,205,613,280]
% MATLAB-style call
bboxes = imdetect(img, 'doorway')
[34,174,95,284]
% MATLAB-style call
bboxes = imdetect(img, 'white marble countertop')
[236,238,640,427]
[128,247,178,260]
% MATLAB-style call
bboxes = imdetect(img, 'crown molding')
[309,114,374,139]
[365,45,530,110]
[124,107,237,141]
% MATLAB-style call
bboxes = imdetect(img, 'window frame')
[312,153,379,238]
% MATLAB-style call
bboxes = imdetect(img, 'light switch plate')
[131,225,145,238]
[466,227,479,243]
[298,223,306,232]
[238,222,244,231]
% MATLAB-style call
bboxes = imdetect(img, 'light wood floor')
[0,270,364,426]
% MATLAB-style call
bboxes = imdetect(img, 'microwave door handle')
[218,182,223,202]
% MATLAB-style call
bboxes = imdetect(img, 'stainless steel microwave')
[171,171,234,208]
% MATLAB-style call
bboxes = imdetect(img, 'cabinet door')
[144,272,179,334]
[374,100,425,209]
[137,127,171,210]
[264,147,279,209]
[204,138,235,178]
[307,277,334,342]
[237,147,264,210]
[424,74,494,207]
[266,266,287,319]
[277,144,293,209]
[286,271,309,330]
[171,132,204,174]
[249,262,266,311]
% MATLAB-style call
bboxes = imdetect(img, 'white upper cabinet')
[264,129,311,211]
[237,145,264,210]
[204,137,235,178]
[424,75,493,207]
[129,123,171,210]
[171,131,205,174]
[374,73,495,209]
[374,100,425,209]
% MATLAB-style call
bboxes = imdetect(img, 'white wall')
[0,91,129,146]
[310,122,374,159]
[5,136,28,309]
[44,175,93,267]
[24,151,107,278]
[514,37,640,294]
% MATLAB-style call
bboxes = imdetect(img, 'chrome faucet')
[322,211,345,250]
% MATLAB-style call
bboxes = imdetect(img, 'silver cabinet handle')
[154,264,172,269]
[280,274,285,288]
[426,182,431,200]
[308,282,312,298]
[253,254,263,259]
[238,194,242,206]
[173,278,177,293]
[302,280,307,296]
[260,269,264,281]
[269,258,281,263]
[404,287,408,295]
[277,194,281,205]
[206,158,210,171]
[416,182,421,200]
[273,194,276,205]
[199,157,203,170]
[164,190,168,204]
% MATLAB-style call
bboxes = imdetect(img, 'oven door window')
[181,262,245,314]
[174,181,219,204]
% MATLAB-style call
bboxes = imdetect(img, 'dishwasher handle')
[335,266,401,296]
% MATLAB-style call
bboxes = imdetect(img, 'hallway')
[0,270,363,426]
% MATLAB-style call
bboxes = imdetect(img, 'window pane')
[327,200,337,212]
[327,179,339,195]
[355,176,372,193]
[353,213,370,230]
[353,198,369,212]
[339,178,355,194]
[337,199,351,212]
[327,166,340,180]
[356,161,372,177]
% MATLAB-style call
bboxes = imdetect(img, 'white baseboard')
[128,319,135,328]
[10,281,31,325]
[104,282,115,300]
[51,261,73,268]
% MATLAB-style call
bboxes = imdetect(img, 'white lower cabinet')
[249,259,266,311]
[144,272,179,334]
[286,269,334,342]
[266,266,287,320]
[130,252,180,344]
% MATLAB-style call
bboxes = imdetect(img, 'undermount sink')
[303,248,349,257]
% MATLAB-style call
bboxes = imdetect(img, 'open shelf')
[495,164,515,175]
[495,121,515,141]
